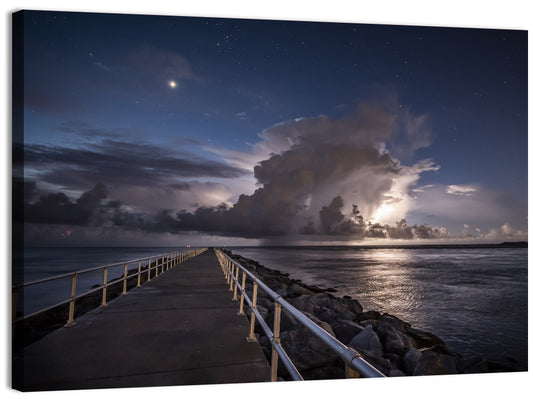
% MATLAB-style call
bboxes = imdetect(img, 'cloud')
[445,184,478,196]
[20,139,248,191]
[21,183,110,226]
[172,106,448,240]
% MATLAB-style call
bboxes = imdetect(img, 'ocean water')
[233,246,528,370]
[14,245,528,371]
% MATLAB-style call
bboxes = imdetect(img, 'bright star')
[169,80,177,88]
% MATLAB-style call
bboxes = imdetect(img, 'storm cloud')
[171,107,446,240]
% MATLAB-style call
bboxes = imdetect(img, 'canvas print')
[12,9,527,392]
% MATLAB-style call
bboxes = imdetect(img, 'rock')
[348,325,383,356]
[340,296,363,314]
[357,310,381,322]
[354,348,391,375]
[412,349,458,375]
[255,304,270,320]
[286,283,314,298]
[405,326,445,348]
[401,348,422,375]
[388,369,405,377]
[328,298,357,321]
[359,319,379,329]
[287,294,316,314]
[310,293,331,308]
[316,307,339,325]
[381,313,410,331]
[377,321,415,356]
[300,362,345,380]
[280,312,338,371]
[256,295,274,311]
[265,307,299,332]
[330,320,365,345]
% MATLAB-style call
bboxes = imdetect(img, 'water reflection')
[234,246,527,368]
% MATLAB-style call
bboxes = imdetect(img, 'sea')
[14,245,528,370]
[233,245,528,371]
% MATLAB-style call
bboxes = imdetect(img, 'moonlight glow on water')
[234,246,528,370]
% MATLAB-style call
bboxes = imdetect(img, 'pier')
[12,248,271,391]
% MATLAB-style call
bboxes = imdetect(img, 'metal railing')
[12,248,207,328]
[214,248,385,381]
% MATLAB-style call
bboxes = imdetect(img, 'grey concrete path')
[13,248,271,391]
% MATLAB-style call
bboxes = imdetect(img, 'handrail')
[12,248,207,327]
[214,248,385,380]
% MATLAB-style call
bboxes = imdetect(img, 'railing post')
[101,267,108,307]
[224,259,229,282]
[232,267,239,301]
[228,262,235,291]
[147,258,151,281]
[122,263,128,295]
[65,273,78,326]
[345,362,361,378]
[137,260,142,287]
[247,281,258,342]
[238,272,246,315]
[271,302,282,382]
[155,257,159,277]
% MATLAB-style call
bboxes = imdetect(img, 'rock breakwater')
[223,249,511,380]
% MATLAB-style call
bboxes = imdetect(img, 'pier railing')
[214,248,385,381]
[12,248,207,328]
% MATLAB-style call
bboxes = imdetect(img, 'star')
[169,80,177,89]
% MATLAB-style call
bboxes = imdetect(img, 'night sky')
[13,9,528,246]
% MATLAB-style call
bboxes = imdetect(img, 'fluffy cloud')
[445,184,478,196]
[172,106,451,240]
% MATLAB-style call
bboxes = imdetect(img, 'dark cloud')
[22,183,109,226]
[20,139,248,190]
[317,196,365,237]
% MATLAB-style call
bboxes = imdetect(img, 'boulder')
[401,348,422,375]
[357,310,381,322]
[328,298,357,321]
[300,363,345,380]
[340,296,363,314]
[353,348,391,375]
[405,326,445,348]
[265,307,299,333]
[280,312,338,371]
[381,313,410,331]
[412,349,458,375]
[286,283,314,298]
[310,293,331,308]
[287,294,316,314]
[330,320,365,345]
[359,319,379,330]
[377,321,415,356]
[316,307,339,325]
[348,325,383,356]
[388,369,405,377]
[255,304,270,320]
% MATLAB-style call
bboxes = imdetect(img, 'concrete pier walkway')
[13,248,271,391]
